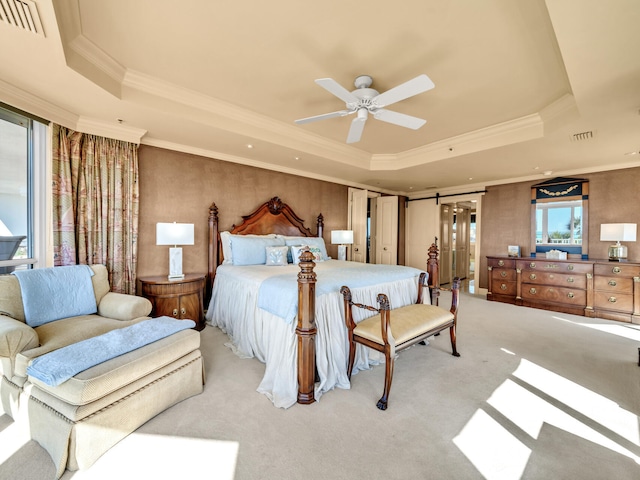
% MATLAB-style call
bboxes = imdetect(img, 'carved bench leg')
[347,336,356,381]
[450,325,460,357]
[377,347,395,410]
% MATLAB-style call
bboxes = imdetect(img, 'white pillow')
[265,246,289,266]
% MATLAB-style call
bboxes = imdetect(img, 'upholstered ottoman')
[23,326,204,478]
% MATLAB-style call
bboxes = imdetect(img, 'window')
[0,103,47,272]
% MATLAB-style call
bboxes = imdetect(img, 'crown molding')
[0,78,77,126]
[371,113,544,170]
[75,117,147,144]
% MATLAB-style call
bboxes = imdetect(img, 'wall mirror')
[530,177,589,258]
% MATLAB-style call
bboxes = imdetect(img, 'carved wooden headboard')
[207,196,324,300]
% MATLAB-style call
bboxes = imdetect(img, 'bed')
[205,196,440,408]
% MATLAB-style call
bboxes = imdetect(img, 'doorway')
[440,201,476,292]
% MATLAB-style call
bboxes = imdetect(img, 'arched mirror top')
[530,177,589,259]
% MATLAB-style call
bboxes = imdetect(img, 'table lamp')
[156,222,195,279]
[331,230,353,261]
[600,223,636,261]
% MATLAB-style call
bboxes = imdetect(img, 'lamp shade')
[331,230,354,245]
[156,222,195,246]
[600,223,637,242]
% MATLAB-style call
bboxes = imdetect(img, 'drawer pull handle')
[498,260,504,267]
[529,273,536,280]
[500,284,507,291]
[567,292,574,299]
[172,308,178,317]
[608,280,617,287]
[181,307,187,315]
[567,277,574,283]
[567,265,574,271]
[500,271,507,278]
[608,296,617,303]
[529,288,537,294]
[613,267,621,274]
[529,262,536,268]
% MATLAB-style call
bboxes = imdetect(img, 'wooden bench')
[340,274,461,410]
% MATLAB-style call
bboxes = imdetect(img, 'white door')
[375,196,398,265]
[349,188,367,263]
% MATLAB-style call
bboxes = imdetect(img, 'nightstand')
[137,274,206,331]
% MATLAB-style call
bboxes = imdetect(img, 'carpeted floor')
[2,291,640,479]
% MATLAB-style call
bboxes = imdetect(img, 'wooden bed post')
[296,248,317,404]
[207,202,219,307]
[427,242,440,306]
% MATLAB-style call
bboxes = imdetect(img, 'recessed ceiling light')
[543,170,553,176]
[533,166,539,170]
[294,156,300,160]
[624,150,639,156]
[246,144,254,149]
[468,177,473,180]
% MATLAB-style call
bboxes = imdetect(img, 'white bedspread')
[205,260,428,408]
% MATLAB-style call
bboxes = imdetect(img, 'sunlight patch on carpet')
[68,432,239,479]
[453,409,531,480]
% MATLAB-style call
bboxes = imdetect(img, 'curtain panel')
[52,124,140,294]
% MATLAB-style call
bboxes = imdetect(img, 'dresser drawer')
[521,285,586,306]
[594,291,633,313]
[594,264,640,278]
[594,276,634,292]
[491,281,516,296]
[491,268,516,282]
[488,257,515,269]
[517,260,592,275]
[522,271,587,289]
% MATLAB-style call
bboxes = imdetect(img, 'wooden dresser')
[487,256,640,323]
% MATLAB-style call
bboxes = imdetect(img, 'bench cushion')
[354,303,454,346]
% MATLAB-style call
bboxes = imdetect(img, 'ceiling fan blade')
[294,110,352,125]
[315,78,359,104]
[374,109,426,129]
[373,74,435,108]
[346,110,368,143]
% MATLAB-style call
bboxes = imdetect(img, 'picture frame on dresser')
[507,245,520,257]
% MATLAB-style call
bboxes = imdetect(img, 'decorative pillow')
[307,246,324,262]
[290,245,323,264]
[284,236,329,262]
[229,235,285,266]
[290,245,307,265]
[265,246,289,266]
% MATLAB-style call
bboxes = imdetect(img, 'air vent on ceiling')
[0,0,44,37]
[571,130,595,142]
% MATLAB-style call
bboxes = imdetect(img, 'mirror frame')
[530,177,589,259]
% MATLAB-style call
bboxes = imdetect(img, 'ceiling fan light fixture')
[295,74,434,143]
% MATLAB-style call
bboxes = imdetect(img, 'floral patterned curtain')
[52,124,140,294]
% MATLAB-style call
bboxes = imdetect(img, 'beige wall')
[479,167,640,288]
[137,145,349,277]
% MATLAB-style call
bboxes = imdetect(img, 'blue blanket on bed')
[26,316,195,386]
[258,264,423,322]
[12,265,97,327]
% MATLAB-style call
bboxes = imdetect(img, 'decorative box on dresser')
[138,274,206,331]
[487,256,640,324]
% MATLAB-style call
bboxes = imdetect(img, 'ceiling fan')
[294,74,434,144]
